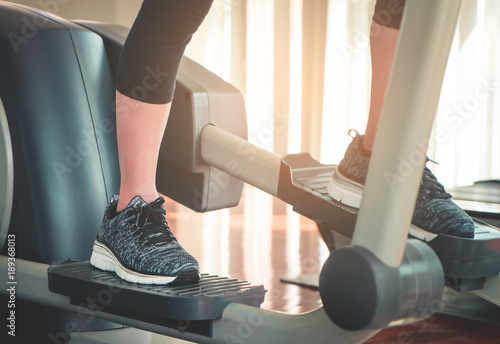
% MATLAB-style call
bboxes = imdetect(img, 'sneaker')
[90,195,200,284]
[327,130,475,240]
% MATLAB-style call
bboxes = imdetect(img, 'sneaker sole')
[90,241,199,285]
[328,168,438,242]
[327,169,364,208]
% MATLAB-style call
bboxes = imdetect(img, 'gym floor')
[160,185,500,344]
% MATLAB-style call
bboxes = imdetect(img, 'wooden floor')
[164,185,500,344]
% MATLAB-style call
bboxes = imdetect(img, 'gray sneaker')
[327,130,475,240]
[90,195,200,284]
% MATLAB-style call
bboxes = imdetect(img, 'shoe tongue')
[127,196,148,209]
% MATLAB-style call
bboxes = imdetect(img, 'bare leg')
[90,0,213,285]
[363,21,400,152]
[329,18,475,239]
[115,91,171,212]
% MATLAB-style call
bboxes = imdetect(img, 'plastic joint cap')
[319,240,444,331]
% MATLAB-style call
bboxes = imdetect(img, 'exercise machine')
[1,0,499,343]
[448,180,500,228]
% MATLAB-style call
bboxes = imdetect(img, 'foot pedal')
[277,153,357,239]
[48,260,266,336]
[428,220,500,291]
[278,153,500,292]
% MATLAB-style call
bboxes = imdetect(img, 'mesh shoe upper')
[95,195,200,279]
[336,130,371,185]
[412,167,474,238]
[335,130,475,239]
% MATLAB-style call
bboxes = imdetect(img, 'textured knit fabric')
[94,195,200,283]
[337,131,475,238]
[412,167,474,237]
[337,131,371,185]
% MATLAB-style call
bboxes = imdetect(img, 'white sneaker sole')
[328,168,438,242]
[90,241,178,285]
[327,169,364,208]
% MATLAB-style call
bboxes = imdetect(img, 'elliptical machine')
[1,1,499,343]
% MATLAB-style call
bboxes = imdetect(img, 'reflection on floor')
[167,185,328,314]
[161,185,500,344]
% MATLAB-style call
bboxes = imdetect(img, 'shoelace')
[127,198,176,245]
[421,163,451,199]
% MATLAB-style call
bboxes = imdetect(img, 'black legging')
[116,0,213,104]
[373,0,406,30]
[116,0,405,105]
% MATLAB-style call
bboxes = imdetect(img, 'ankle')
[358,136,372,158]
[117,192,159,212]
[361,135,374,153]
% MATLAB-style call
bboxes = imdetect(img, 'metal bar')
[200,124,282,197]
[472,274,500,307]
[352,0,462,267]
[214,302,378,344]
[0,256,380,343]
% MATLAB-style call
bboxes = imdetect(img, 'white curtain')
[320,0,500,187]
[12,0,500,188]
[186,0,500,188]
[321,0,373,165]
[431,0,500,187]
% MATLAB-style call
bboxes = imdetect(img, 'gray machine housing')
[159,57,247,212]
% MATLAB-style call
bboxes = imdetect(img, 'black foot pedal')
[48,260,266,336]
[428,219,500,292]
